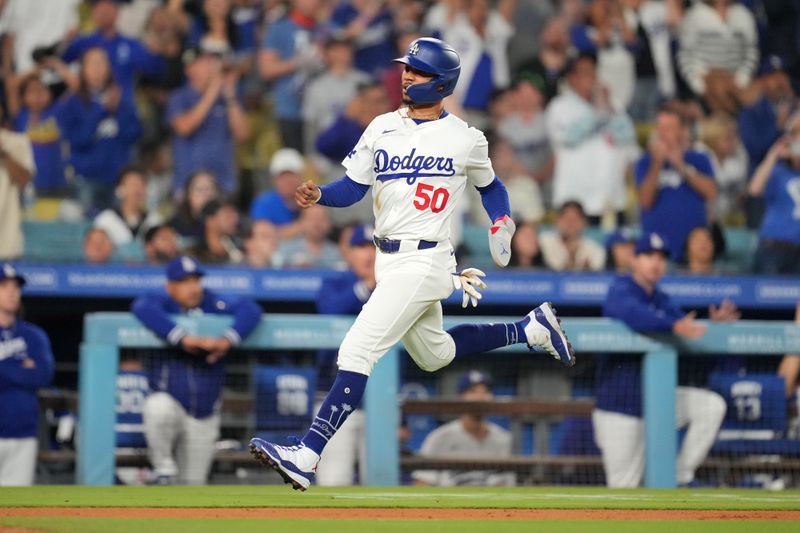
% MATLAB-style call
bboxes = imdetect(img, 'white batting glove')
[488,215,516,268]
[452,268,488,308]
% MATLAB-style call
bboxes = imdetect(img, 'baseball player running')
[250,37,575,491]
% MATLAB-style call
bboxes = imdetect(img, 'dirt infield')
[2,508,800,521]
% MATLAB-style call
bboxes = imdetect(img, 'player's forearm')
[680,166,717,200]
[0,363,50,389]
[226,99,251,142]
[637,160,662,209]
[0,149,32,188]
[778,355,800,398]
[476,177,511,222]
[608,297,678,333]
[317,175,370,208]
[132,298,183,343]
[258,50,296,81]
[748,153,779,197]
[228,298,262,343]
[171,89,219,136]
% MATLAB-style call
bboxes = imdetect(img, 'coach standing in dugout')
[593,233,735,488]
[0,264,54,486]
[131,256,261,484]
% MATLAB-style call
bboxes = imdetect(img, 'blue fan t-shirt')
[635,150,714,262]
[249,191,298,225]
[167,85,237,194]
[13,105,68,191]
[758,161,800,245]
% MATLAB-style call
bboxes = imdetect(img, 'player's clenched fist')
[295,180,321,208]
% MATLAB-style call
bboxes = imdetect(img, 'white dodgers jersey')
[342,108,495,242]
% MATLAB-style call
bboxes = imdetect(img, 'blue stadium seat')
[115,241,146,263]
[720,228,758,272]
[461,223,494,270]
[709,373,800,456]
[23,220,90,262]
[254,365,317,432]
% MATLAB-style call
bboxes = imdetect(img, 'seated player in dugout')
[412,370,515,487]
[250,37,575,491]
[131,256,261,484]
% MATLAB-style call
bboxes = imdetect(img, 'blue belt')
[373,236,438,253]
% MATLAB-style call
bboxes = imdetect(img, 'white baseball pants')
[0,437,37,486]
[337,244,458,376]
[592,386,727,487]
[142,392,220,485]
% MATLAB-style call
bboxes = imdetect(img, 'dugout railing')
[77,312,800,487]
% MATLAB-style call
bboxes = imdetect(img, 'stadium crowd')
[1,0,799,274]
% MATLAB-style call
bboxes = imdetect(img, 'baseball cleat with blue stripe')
[523,302,575,366]
[249,437,317,491]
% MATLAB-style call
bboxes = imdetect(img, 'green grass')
[1,518,799,533]
[1,486,800,510]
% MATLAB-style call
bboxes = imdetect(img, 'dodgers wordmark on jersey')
[343,108,495,243]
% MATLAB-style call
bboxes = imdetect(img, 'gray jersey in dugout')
[411,419,516,486]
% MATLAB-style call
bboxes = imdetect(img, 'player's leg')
[402,299,563,373]
[675,386,727,485]
[439,302,575,366]
[142,392,183,482]
[176,413,221,485]
[315,408,364,486]
[0,438,37,486]
[251,250,451,490]
[402,300,456,372]
[592,409,645,487]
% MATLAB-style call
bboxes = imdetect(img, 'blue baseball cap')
[350,224,375,247]
[634,232,670,256]
[758,55,784,76]
[457,370,493,394]
[166,256,205,281]
[605,228,635,250]
[0,263,26,287]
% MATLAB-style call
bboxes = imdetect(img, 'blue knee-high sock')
[447,316,530,358]
[302,369,368,455]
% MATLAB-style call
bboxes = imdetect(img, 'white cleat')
[249,437,318,491]
[523,302,576,367]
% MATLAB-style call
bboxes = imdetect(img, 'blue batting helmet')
[393,38,460,105]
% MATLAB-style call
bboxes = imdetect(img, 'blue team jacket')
[131,289,261,418]
[59,92,142,183]
[0,321,54,438]
[595,275,685,416]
